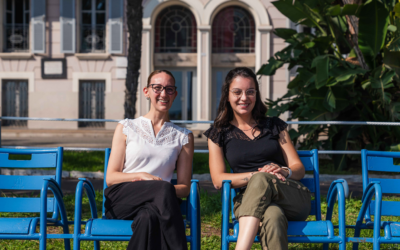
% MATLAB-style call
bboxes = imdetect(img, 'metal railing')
[1,116,400,154]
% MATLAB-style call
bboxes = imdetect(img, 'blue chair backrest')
[0,147,63,215]
[361,149,400,217]
[101,148,190,219]
[298,149,321,221]
[230,149,321,221]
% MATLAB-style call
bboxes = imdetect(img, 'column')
[256,25,273,101]
[139,24,152,116]
[197,25,211,121]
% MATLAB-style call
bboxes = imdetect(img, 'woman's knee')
[133,208,159,229]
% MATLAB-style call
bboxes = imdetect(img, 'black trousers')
[104,181,188,250]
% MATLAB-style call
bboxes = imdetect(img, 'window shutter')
[31,0,46,53]
[109,0,123,54]
[60,0,76,53]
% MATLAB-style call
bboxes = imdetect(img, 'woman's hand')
[258,163,289,181]
[132,173,163,182]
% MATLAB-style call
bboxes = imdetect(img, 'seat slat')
[0,218,33,234]
[91,219,134,236]
[370,201,400,217]
[367,156,400,172]
[369,178,400,194]
[0,198,54,213]
[0,175,55,190]
[0,153,57,168]
[287,221,328,236]
[390,223,400,237]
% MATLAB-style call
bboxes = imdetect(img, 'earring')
[146,97,150,100]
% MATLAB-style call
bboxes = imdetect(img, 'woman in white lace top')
[104,70,194,250]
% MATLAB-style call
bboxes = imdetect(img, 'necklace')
[240,125,256,131]
[232,122,257,131]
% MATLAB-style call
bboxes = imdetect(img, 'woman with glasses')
[204,67,311,250]
[104,70,193,250]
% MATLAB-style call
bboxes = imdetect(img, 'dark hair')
[214,67,268,129]
[147,70,176,87]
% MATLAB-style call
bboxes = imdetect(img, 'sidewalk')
[1,127,209,149]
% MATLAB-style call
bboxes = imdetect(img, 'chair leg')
[352,227,361,250]
[373,240,380,250]
[339,240,346,250]
[40,236,46,250]
[94,240,100,250]
[221,234,229,250]
[63,239,71,250]
[73,237,80,250]
[62,224,71,250]
[322,243,329,250]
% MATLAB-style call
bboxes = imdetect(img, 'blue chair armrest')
[222,181,232,233]
[355,181,382,232]
[40,178,70,234]
[74,178,99,238]
[325,179,346,240]
[189,179,200,250]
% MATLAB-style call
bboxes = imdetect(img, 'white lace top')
[119,116,192,182]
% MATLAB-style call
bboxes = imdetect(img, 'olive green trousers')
[233,172,311,250]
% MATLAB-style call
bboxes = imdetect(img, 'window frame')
[2,0,30,52]
[79,0,106,53]
[212,6,256,54]
[1,79,29,127]
[154,6,197,53]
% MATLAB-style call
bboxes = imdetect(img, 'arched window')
[155,6,197,53]
[212,6,255,53]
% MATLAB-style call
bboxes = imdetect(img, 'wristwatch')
[281,167,292,178]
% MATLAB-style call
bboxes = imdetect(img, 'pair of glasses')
[149,84,177,95]
[229,88,257,98]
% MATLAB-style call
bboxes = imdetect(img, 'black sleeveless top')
[203,117,288,174]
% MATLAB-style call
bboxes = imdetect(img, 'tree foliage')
[258,0,400,170]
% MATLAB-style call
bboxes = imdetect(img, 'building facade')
[0,0,291,130]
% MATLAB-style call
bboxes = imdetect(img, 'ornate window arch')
[212,6,255,53]
[155,6,197,53]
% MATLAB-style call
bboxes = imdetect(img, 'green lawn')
[1,190,400,249]
[10,151,358,175]
[7,151,365,175]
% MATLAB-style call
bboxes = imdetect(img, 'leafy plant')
[258,0,400,170]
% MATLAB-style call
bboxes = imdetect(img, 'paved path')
[1,128,209,149]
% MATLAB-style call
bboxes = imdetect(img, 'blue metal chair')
[0,147,71,250]
[73,148,201,250]
[221,149,347,250]
[351,149,400,250]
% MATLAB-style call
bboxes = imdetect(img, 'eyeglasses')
[229,88,257,98]
[149,84,177,95]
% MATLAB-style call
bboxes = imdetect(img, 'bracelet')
[281,167,292,178]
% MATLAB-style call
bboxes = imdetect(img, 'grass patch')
[6,152,374,175]
[62,151,105,172]
[2,190,400,249]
